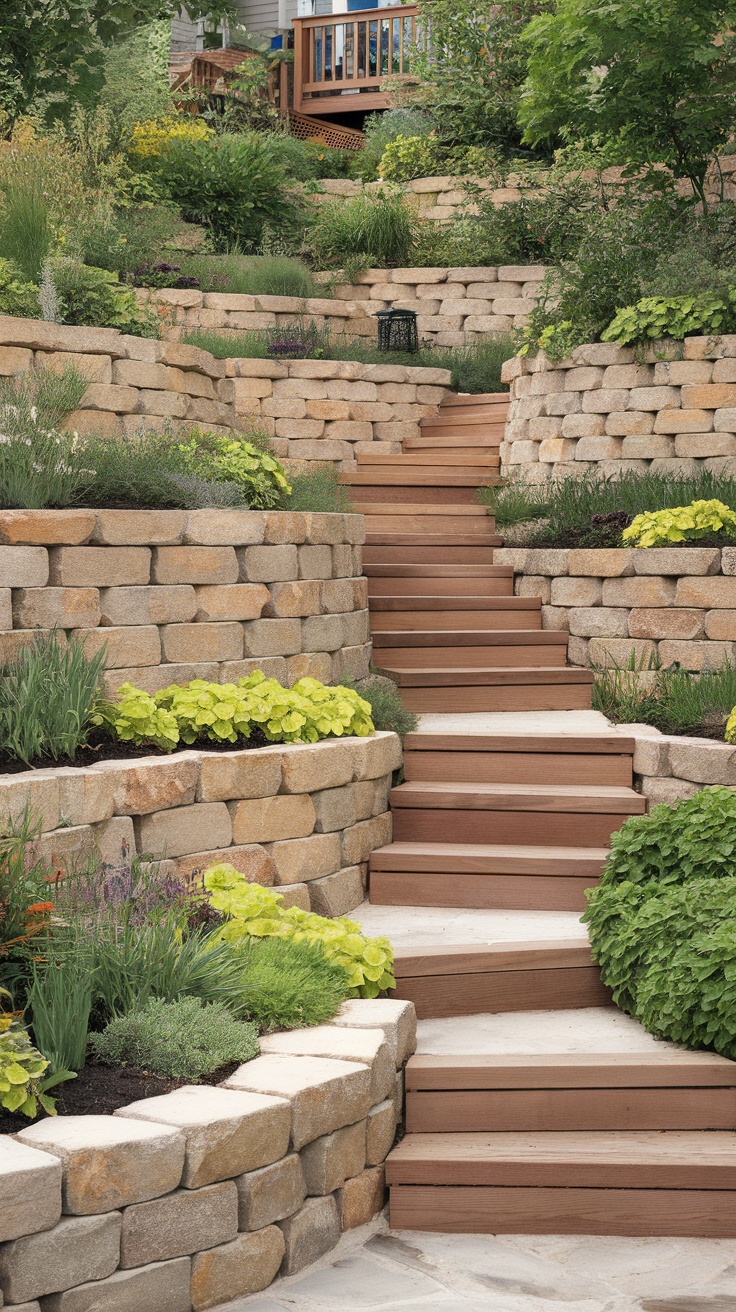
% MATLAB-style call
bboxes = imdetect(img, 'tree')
[0,0,234,125]
[408,0,554,153]
[518,0,736,208]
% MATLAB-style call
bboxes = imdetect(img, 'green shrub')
[0,178,51,281]
[0,258,40,317]
[594,653,736,737]
[170,431,291,509]
[584,789,736,1057]
[623,500,736,547]
[81,204,188,279]
[285,466,353,513]
[177,252,322,299]
[50,260,158,336]
[0,634,106,768]
[236,936,352,1030]
[205,870,395,998]
[154,134,301,251]
[0,364,87,435]
[309,190,414,269]
[603,293,736,346]
[354,108,435,182]
[70,430,244,512]
[89,996,259,1079]
[0,1010,58,1119]
[342,674,418,737]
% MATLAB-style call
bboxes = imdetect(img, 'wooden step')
[402,733,634,786]
[352,485,485,504]
[368,596,541,611]
[362,516,496,536]
[362,546,497,564]
[369,840,608,911]
[343,471,501,487]
[406,435,502,450]
[374,645,568,670]
[437,391,509,406]
[394,682,594,712]
[389,778,641,846]
[386,1131,736,1235]
[367,577,513,597]
[365,564,511,576]
[365,533,502,548]
[356,451,500,466]
[392,939,610,1018]
[354,501,488,516]
[404,1053,736,1133]
[370,608,541,633]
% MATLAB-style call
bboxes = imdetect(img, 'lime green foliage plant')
[602,294,736,346]
[205,869,395,998]
[89,996,259,1080]
[128,116,215,160]
[0,1004,60,1118]
[50,259,158,336]
[0,258,40,317]
[584,789,736,1057]
[173,431,291,509]
[94,683,179,752]
[622,500,736,548]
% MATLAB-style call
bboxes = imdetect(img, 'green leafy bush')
[584,789,736,1057]
[0,634,106,768]
[0,258,40,317]
[309,190,414,269]
[342,674,419,737]
[354,108,435,182]
[0,1012,58,1119]
[171,431,291,509]
[94,683,179,752]
[89,996,259,1079]
[603,294,736,346]
[205,870,395,998]
[50,259,158,336]
[235,936,352,1030]
[623,500,736,547]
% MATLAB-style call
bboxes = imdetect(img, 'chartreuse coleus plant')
[96,672,374,750]
[622,499,736,547]
[204,868,395,998]
[0,991,69,1118]
[602,292,736,346]
[583,788,736,1058]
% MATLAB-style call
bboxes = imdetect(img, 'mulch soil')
[0,1060,240,1135]
[0,729,274,776]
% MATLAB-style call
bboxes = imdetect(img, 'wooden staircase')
[342,390,593,711]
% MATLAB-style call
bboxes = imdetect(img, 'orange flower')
[26,902,54,915]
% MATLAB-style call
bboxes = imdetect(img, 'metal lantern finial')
[374,307,419,353]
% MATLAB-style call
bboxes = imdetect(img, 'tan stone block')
[191,583,267,622]
[563,366,604,391]
[99,585,196,626]
[265,832,342,885]
[515,575,550,603]
[587,637,656,667]
[627,386,680,411]
[280,740,359,794]
[73,624,161,668]
[305,399,351,420]
[575,435,624,460]
[49,546,149,587]
[93,815,136,868]
[561,413,605,439]
[0,344,33,374]
[721,548,736,575]
[80,383,138,413]
[567,549,635,577]
[366,1100,396,1167]
[239,544,298,583]
[654,360,713,385]
[63,408,123,437]
[581,388,629,413]
[262,512,309,545]
[538,437,577,462]
[0,545,49,587]
[642,775,702,805]
[602,364,653,388]
[12,587,99,629]
[242,617,302,657]
[136,389,187,418]
[676,432,736,457]
[628,608,705,640]
[0,509,94,546]
[183,510,265,547]
[654,409,714,434]
[605,410,655,436]
[278,1195,340,1276]
[341,813,392,865]
[230,794,316,845]
[0,1136,62,1243]
[120,1181,237,1268]
[262,396,308,419]
[681,383,736,409]
[93,754,200,816]
[339,1165,385,1230]
[309,865,364,917]
[191,1226,286,1309]
[704,610,736,639]
[137,802,231,859]
[667,738,736,784]
[550,577,602,606]
[236,1154,305,1231]
[265,580,321,618]
[54,768,115,826]
[17,1118,184,1215]
[198,746,282,802]
[299,1119,366,1196]
[232,377,273,403]
[153,546,238,585]
[601,576,675,607]
[160,621,243,663]
[620,435,674,458]
[32,824,95,875]
[712,407,736,433]
[111,359,169,389]
[659,639,735,670]
[567,607,629,637]
[171,844,276,890]
[261,1027,392,1104]
[225,1054,372,1151]
[631,547,720,576]
[676,576,736,607]
[91,510,186,546]
[40,1258,191,1312]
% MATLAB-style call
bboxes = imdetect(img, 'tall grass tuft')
[309,190,415,269]
[593,651,736,737]
[0,634,106,767]
[29,945,93,1073]
[178,253,325,299]
[0,178,51,281]
[236,936,350,1030]
[285,466,353,513]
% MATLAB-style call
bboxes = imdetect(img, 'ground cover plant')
[479,469,736,548]
[584,788,736,1059]
[592,654,736,740]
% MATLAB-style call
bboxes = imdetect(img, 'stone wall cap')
[18,1115,185,1152]
[223,1053,370,1095]
[115,1084,290,1127]
[0,1136,63,1175]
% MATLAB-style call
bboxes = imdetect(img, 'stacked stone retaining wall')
[0,995,415,1309]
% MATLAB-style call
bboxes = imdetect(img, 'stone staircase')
[346,387,736,1239]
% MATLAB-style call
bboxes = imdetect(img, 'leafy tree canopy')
[518,0,736,205]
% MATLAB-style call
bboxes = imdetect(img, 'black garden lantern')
[374,307,419,354]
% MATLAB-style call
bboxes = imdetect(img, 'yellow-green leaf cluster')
[102,672,374,750]
[173,432,291,511]
[204,867,395,998]
[725,707,736,743]
[622,499,736,548]
[0,1015,55,1119]
[128,116,214,160]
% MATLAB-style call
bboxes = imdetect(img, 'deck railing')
[293,4,421,116]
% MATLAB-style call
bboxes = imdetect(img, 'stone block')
[575,435,624,460]
[330,998,416,1067]
[602,576,676,607]
[0,343,33,374]
[120,1181,237,1268]
[366,1100,396,1167]
[567,549,635,577]
[93,815,136,868]
[230,794,316,845]
[224,1055,372,1151]
[341,813,392,865]
[17,1117,185,1214]
[298,545,333,580]
[564,366,604,391]
[676,576,736,607]
[262,511,308,544]
[299,1119,366,1198]
[12,587,100,630]
[80,382,138,413]
[90,510,186,546]
[705,609,736,639]
[628,608,705,640]
[99,585,196,626]
[0,546,49,587]
[309,866,364,917]
[627,386,680,411]
[183,510,265,548]
[49,546,150,588]
[198,746,282,803]
[581,388,629,414]
[311,783,358,833]
[117,1086,291,1187]
[278,1195,340,1276]
[242,617,302,657]
[714,408,736,433]
[338,1164,386,1230]
[352,732,402,782]
[236,1154,306,1231]
[192,583,268,622]
[40,1258,191,1312]
[654,409,714,434]
[550,577,602,607]
[0,510,94,546]
[136,803,231,859]
[682,383,736,409]
[266,832,341,884]
[0,1138,62,1243]
[632,547,720,576]
[561,413,605,439]
[641,776,701,805]
[260,1027,392,1104]
[602,364,653,389]
[153,546,238,586]
[239,545,298,583]
[568,607,629,638]
[538,437,577,463]
[0,1213,120,1302]
[721,548,736,575]
[73,624,161,669]
[588,637,656,667]
[172,843,276,890]
[191,1226,285,1309]
[606,411,655,437]
[161,621,243,663]
[676,432,736,457]
[659,640,735,670]
[279,741,357,795]
[654,360,713,385]
[278,882,311,909]
[91,754,200,817]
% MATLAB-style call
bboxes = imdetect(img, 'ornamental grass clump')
[204,868,395,998]
[584,788,736,1058]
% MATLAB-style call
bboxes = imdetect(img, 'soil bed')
[0,728,274,776]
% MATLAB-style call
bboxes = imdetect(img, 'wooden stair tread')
[354,502,488,515]
[390,781,645,812]
[368,597,541,611]
[365,564,512,576]
[404,1053,736,1090]
[403,733,635,753]
[342,472,496,486]
[369,840,609,875]
[365,534,501,547]
[380,667,596,687]
[373,630,567,646]
[393,938,593,978]
[357,453,500,466]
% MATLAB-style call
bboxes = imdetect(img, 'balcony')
[293,4,421,117]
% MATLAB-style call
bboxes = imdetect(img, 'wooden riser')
[403,749,632,786]
[369,596,541,613]
[405,1088,736,1133]
[363,547,496,564]
[388,1186,736,1237]
[370,869,594,911]
[365,534,501,548]
[396,685,594,712]
[368,578,514,596]
[406,435,502,450]
[371,612,541,632]
[365,517,495,534]
[393,964,611,1018]
[375,647,568,669]
[343,471,492,486]
[357,451,501,466]
[391,811,637,847]
[352,486,489,504]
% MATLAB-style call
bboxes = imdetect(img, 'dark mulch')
[0,728,273,776]
[0,1059,241,1135]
